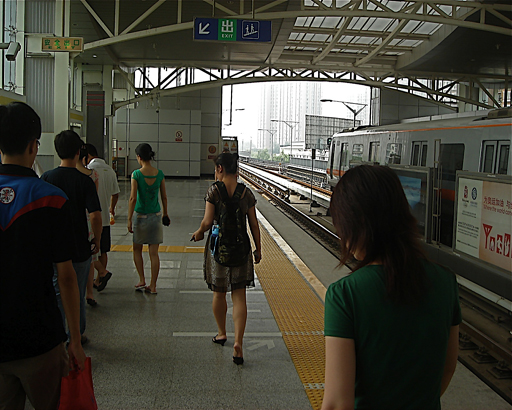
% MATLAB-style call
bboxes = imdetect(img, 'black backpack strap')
[214,181,229,203]
[233,183,246,201]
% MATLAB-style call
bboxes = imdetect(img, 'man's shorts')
[100,226,111,254]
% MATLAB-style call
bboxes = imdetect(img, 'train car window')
[440,144,464,181]
[482,144,495,173]
[386,143,402,164]
[339,143,349,169]
[421,144,428,167]
[352,144,363,161]
[369,142,380,162]
[412,144,420,165]
[411,141,428,166]
[498,143,510,174]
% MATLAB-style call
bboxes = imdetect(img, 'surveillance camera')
[5,42,20,61]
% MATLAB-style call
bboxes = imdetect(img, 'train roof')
[333,107,512,137]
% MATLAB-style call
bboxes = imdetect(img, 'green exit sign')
[218,19,236,41]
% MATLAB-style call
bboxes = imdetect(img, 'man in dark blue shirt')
[42,130,102,343]
[0,102,85,409]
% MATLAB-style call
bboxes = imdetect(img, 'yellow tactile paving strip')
[255,225,325,410]
[109,227,326,409]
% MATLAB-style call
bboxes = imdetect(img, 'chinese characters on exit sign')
[42,37,83,51]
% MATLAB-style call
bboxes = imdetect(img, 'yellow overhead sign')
[42,37,83,52]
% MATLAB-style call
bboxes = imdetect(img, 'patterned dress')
[203,182,256,292]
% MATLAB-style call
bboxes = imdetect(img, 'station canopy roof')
[70,1,512,84]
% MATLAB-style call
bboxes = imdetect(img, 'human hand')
[109,207,115,216]
[162,215,171,226]
[253,250,262,264]
[67,339,86,371]
[128,220,133,233]
[191,230,204,242]
[91,238,100,255]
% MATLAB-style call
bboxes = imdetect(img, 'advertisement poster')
[456,177,512,272]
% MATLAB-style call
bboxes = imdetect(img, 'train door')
[480,140,510,175]
[439,143,465,247]
[411,141,428,166]
[369,142,380,162]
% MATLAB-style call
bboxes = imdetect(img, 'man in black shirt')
[0,102,85,409]
[42,130,102,343]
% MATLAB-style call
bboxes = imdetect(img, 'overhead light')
[92,54,97,58]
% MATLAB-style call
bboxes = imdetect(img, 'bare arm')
[110,193,119,215]
[128,178,138,233]
[441,325,459,396]
[160,178,168,217]
[321,337,356,410]
[247,206,261,263]
[191,201,215,241]
[56,260,86,370]
[89,210,102,254]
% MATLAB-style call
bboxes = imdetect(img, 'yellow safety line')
[255,225,325,409]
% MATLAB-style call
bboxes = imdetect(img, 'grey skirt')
[133,212,163,245]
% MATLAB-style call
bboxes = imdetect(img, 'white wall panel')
[190,143,201,161]
[116,108,128,123]
[177,96,201,110]
[190,125,201,143]
[191,110,201,124]
[201,98,221,114]
[159,142,190,161]
[130,108,158,123]
[159,109,191,124]
[189,161,201,177]
[129,124,158,142]
[159,161,190,176]
[201,113,220,127]
[159,124,190,143]
[201,126,220,144]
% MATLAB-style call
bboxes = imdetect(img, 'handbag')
[58,357,98,410]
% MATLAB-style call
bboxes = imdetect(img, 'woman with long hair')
[322,165,460,410]
[192,153,261,365]
[128,143,169,295]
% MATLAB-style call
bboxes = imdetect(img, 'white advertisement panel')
[455,177,512,272]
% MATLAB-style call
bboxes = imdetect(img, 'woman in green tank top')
[127,143,169,294]
[322,165,460,410]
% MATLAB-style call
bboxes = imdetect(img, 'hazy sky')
[221,81,371,149]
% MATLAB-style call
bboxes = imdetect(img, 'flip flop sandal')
[96,271,112,292]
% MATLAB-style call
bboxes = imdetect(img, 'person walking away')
[83,143,120,291]
[192,152,262,365]
[321,165,460,410]
[42,131,102,345]
[0,102,85,409]
[127,143,169,294]
[77,146,100,307]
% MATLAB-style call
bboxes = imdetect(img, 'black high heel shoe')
[233,356,244,365]
[212,334,227,346]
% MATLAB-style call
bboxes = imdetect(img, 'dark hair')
[79,145,88,161]
[135,143,155,161]
[215,152,239,175]
[83,143,98,158]
[54,130,83,160]
[0,102,41,155]
[329,165,427,305]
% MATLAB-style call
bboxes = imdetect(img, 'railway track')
[241,162,512,405]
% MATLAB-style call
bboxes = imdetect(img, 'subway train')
[326,108,512,304]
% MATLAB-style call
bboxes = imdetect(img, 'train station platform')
[41,178,511,410]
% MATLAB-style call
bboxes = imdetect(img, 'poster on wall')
[455,176,512,272]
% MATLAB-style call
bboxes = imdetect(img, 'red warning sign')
[175,130,183,142]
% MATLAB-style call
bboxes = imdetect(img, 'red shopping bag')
[58,357,98,410]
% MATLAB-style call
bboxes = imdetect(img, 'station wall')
[114,88,221,177]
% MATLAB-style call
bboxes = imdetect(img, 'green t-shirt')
[132,169,164,214]
[324,260,461,410]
